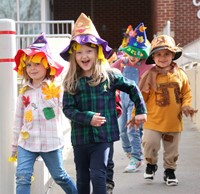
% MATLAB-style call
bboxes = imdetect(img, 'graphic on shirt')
[24,110,33,122]
[21,130,30,140]
[155,82,181,107]
[22,95,30,107]
[41,82,61,100]
[43,107,55,120]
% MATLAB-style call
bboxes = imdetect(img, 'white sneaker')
[124,157,143,173]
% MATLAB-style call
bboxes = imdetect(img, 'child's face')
[26,61,47,85]
[152,49,175,68]
[128,55,140,65]
[75,44,97,76]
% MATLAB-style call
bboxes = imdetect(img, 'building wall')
[53,0,200,49]
[53,0,154,49]
[156,0,200,47]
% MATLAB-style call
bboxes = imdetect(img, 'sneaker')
[106,183,114,194]
[144,163,158,181]
[163,169,178,186]
[124,157,143,173]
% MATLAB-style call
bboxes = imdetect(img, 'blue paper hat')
[120,23,150,59]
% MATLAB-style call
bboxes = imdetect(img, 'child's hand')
[127,114,147,128]
[182,106,198,119]
[90,113,106,127]
[135,114,147,125]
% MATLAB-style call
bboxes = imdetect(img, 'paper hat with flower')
[120,23,150,59]
[14,32,64,76]
[145,34,182,64]
[60,13,112,61]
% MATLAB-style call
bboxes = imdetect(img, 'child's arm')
[10,95,24,159]
[180,70,198,119]
[63,92,101,126]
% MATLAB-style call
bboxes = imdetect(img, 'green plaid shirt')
[63,72,146,146]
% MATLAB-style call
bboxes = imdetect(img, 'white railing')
[15,20,74,49]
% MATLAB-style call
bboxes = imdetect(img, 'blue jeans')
[73,143,110,194]
[118,93,142,161]
[16,146,77,194]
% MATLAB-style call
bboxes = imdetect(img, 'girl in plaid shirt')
[60,13,147,194]
[10,33,77,194]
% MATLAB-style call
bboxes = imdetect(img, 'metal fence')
[15,20,74,49]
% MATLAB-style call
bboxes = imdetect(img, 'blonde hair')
[63,44,110,95]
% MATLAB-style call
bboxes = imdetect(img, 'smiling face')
[26,61,47,87]
[128,55,140,65]
[75,44,97,77]
[152,49,175,69]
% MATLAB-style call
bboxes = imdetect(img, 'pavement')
[47,118,200,194]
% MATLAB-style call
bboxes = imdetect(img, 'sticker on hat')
[60,13,112,61]
[14,32,64,76]
[145,35,182,64]
[120,23,150,59]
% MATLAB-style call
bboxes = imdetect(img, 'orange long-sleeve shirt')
[141,68,192,132]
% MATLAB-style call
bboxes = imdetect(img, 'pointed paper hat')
[145,34,182,64]
[14,32,64,76]
[60,13,112,61]
[120,23,150,59]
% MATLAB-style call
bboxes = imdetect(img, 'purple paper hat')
[60,13,112,61]
[120,23,150,59]
[14,32,64,76]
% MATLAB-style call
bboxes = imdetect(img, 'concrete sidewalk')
[49,118,200,194]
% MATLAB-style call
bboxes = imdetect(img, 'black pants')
[106,142,115,187]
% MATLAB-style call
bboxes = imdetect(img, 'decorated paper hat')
[120,23,150,59]
[14,32,64,76]
[60,13,112,61]
[145,34,182,64]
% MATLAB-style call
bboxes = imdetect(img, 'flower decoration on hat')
[14,32,64,77]
[60,13,112,61]
[120,23,150,59]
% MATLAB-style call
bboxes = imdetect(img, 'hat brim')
[120,46,150,59]
[60,34,112,61]
[145,46,182,65]
[14,49,64,77]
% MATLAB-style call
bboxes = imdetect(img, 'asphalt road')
[49,118,200,194]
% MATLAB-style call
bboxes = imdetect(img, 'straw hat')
[145,34,182,64]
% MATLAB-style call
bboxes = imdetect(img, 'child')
[111,23,154,173]
[60,13,147,194]
[10,33,77,194]
[128,34,198,186]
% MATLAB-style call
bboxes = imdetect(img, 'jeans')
[118,92,142,161]
[16,146,77,194]
[73,143,111,194]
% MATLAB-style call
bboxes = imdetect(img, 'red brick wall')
[175,0,200,46]
[156,0,200,46]
[53,0,200,48]
[53,0,153,49]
